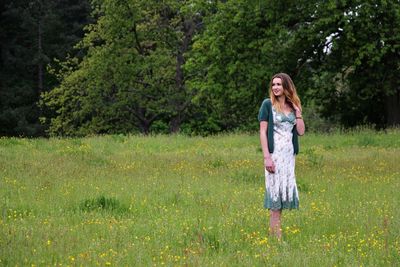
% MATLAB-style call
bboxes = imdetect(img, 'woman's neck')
[276,96,286,107]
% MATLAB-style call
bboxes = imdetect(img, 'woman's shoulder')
[261,98,272,106]
[258,98,272,121]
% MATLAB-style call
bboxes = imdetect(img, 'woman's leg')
[269,209,282,240]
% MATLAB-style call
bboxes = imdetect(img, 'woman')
[258,73,305,240]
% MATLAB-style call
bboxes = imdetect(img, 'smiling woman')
[258,73,305,240]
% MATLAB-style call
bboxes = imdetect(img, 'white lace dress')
[264,107,299,210]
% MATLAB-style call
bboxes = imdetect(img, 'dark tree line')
[1,0,399,137]
[0,0,92,136]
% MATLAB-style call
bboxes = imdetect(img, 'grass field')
[1,129,400,266]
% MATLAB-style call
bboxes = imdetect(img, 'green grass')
[1,129,400,266]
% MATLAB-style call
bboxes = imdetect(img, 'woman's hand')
[264,157,275,173]
[293,104,302,118]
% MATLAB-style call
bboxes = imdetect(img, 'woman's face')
[271,78,284,97]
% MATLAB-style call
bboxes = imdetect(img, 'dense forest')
[1,0,399,137]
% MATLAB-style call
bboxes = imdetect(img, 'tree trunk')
[169,113,182,133]
[169,18,198,133]
[385,89,400,126]
[169,48,185,133]
[37,14,43,95]
[131,106,160,135]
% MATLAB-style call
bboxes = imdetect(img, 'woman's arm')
[293,106,305,136]
[260,121,275,173]
[295,117,305,136]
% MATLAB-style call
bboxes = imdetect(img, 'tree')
[294,0,400,127]
[185,0,317,133]
[42,0,213,135]
[0,0,92,136]
[36,0,400,136]
[186,0,400,131]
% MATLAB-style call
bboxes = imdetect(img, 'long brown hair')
[269,73,302,112]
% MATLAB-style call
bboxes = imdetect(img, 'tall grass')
[1,130,399,266]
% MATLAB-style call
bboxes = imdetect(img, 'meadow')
[1,129,399,266]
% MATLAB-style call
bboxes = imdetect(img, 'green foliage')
[42,0,213,136]
[296,0,400,127]
[186,0,275,133]
[3,0,400,136]
[0,0,92,136]
[186,0,400,133]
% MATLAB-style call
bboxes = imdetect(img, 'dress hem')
[263,189,299,210]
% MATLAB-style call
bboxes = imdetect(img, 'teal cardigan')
[258,99,299,155]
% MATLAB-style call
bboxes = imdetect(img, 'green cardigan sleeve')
[292,127,299,155]
[258,99,274,153]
